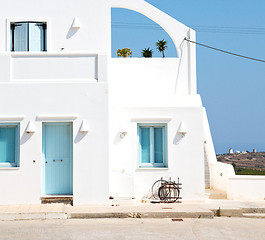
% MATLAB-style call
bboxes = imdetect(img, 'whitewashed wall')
[0,0,211,204]
[0,0,112,204]
[108,107,205,201]
[210,162,235,194]
[228,176,265,200]
[109,57,205,201]
[0,52,108,83]
[11,54,98,81]
[209,159,265,201]
[109,0,265,202]
[109,58,196,105]
[0,82,109,205]
[0,0,111,53]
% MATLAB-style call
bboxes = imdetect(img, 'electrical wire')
[111,21,265,63]
[184,38,265,63]
[112,22,265,35]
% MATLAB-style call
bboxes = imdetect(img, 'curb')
[242,213,265,218]
[242,208,265,214]
[211,208,243,217]
[1,208,265,221]
[211,208,265,218]
[0,212,67,221]
[68,211,214,219]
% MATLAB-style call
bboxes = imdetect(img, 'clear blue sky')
[111,0,265,154]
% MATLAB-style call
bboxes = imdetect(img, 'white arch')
[110,0,191,57]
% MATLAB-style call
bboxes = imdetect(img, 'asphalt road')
[0,218,264,240]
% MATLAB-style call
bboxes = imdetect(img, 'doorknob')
[45,161,47,164]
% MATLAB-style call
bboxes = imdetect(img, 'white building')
[1,0,263,205]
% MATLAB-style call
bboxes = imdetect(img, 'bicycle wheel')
[151,179,167,200]
[158,183,180,203]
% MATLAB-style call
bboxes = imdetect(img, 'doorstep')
[41,196,73,205]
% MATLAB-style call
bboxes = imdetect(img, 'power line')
[112,21,265,31]
[184,38,265,64]
[111,22,265,35]
[111,21,265,63]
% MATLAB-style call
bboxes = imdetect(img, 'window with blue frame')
[10,22,47,52]
[0,123,20,167]
[138,123,167,168]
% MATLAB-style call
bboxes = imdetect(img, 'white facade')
[0,0,231,205]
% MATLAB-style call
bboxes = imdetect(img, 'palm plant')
[117,48,133,58]
[141,48,153,58]
[156,39,167,58]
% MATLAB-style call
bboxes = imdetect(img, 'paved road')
[0,218,264,240]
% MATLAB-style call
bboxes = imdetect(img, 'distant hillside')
[217,152,265,170]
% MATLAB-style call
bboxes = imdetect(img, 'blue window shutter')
[154,127,163,163]
[13,23,28,51]
[29,23,43,51]
[140,127,151,163]
[0,126,16,164]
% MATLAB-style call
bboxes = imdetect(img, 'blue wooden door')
[43,123,73,195]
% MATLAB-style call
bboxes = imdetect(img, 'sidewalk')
[1,198,265,221]
[0,204,66,221]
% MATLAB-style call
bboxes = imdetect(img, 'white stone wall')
[109,107,205,201]
[109,58,206,201]
[0,0,111,53]
[0,82,109,205]
[228,176,265,200]
[0,0,112,204]
[0,0,214,204]
[210,162,235,194]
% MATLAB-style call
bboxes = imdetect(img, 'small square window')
[138,123,167,168]
[0,123,20,167]
[10,22,47,52]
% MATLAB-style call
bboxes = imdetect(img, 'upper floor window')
[10,22,46,52]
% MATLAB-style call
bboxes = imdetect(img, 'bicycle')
[151,177,182,203]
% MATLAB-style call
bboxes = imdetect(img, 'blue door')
[43,123,73,195]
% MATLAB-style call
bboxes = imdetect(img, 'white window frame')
[138,123,168,168]
[6,18,51,52]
